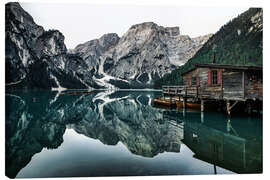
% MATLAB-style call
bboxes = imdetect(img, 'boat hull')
[176,101,201,110]
[153,99,176,107]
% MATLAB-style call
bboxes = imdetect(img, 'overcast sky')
[20,3,248,49]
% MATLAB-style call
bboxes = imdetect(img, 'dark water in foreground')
[5,90,262,178]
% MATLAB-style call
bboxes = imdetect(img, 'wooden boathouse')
[161,63,262,115]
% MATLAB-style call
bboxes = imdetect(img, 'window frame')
[192,76,197,86]
[212,70,218,85]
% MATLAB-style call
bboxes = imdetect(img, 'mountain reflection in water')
[5,90,262,178]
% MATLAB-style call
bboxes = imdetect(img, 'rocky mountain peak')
[35,30,67,57]
[75,33,120,53]
[6,2,44,40]
[98,22,211,86]
[130,21,158,30]
[6,2,95,89]
[6,2,45,83]
[126,22,180,38]
[6,3,211,90]
[129,22,180,36]
[164,27,180,36]
[68,21,211,88]
[72,33,120,70]
[99,33,120,50]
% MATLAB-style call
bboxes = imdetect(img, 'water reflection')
[171,111,262,174]
[5,90,262,178]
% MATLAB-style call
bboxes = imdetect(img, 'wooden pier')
[158,63,263,115]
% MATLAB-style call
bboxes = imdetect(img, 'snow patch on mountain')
[50,74,67,91]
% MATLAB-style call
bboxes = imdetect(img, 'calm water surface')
[5,90,262,178]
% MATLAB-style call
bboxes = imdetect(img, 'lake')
[5,90,262,178]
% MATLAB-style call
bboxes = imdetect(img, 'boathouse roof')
[181,63,262,75]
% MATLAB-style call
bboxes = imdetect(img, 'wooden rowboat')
[176,101,201,110]
[153,98,176,107]
[153,97,201,109]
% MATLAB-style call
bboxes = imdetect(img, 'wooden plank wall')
[245,71,263,100]
[182,67,262,101]
[182,70,195,86]
[183,68,222,99]
[222,70,244,100]
[199,68,222,99]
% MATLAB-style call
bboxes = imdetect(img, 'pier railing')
[162,85,185,95]
[161,85,262,115]
[162,85,199,97]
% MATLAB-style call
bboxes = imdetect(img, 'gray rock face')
[104,22,211,81]
[5,2,43,84]
[6,3,211,89]
[73,22,212,88]
[73,33,120,68]
[5,2,92,90]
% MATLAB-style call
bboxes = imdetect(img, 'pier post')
[201,100,204,112]
[226,118,231,132]
[183,98,186,110]
[217,101,222,112]
[247,102,252,115]
[243,143,246,169]
[183,107,186,117]
[226,100,231,116]
[201,112,204,123]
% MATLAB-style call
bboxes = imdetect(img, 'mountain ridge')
[5,2,211,90]
[71,22,212,88]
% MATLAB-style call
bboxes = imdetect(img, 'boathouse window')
[212,70,218,85]
[208,70,219,86]
[192,77,196,85]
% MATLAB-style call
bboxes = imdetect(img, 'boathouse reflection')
[163,110,262,174]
